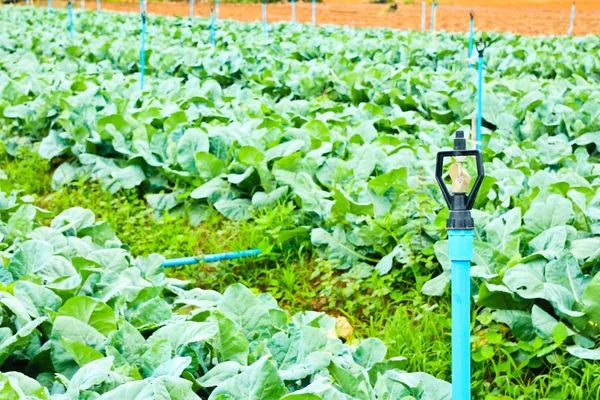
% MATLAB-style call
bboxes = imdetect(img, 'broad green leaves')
[0,196,439,398]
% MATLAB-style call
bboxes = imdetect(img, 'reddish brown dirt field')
[30,0,600,36]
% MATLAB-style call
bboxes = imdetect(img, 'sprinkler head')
[476,40,487,56]
[469,9,474,20]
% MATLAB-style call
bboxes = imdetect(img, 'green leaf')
[196,362,241,388]
[177,128,209,173]
[552,323,568,345]
[0,317,46,367]
[523,195,574,235]
[195,152,225,181]
[61,337,104,367]
[7,240,53,280]
[217,284,271,340]
[327,361,370,400]
[214,199,253,221]
[353,338,387,369]
[567,346,600,360]
[58,296,117,336]
[51,316,107,378]
[13,281,62,319]
[583,273,600,324]
[212,313,250,364]
[484,208,521,253]
[147,321,218,351]
[209,356,287,400]
[492,310,534,341]
[311,228,363,270]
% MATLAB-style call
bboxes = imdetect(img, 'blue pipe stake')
[449,230,474,400]
[48,0,52,14]
[216,0,219,20]
[26,0,29,6]
[162,249,262,267]
[81,0,84,10]
[190,0,193,20]
[291,0,295,24]
[97,0,100,14]
[476,53,483,150]
[430,1,436,33]
[210,10,215,45]
[262,2,267,39]
[467,13,474,68]
[421,2,425,32]
[68,2,74,38]
[140,12,146,91]
[568,1,575,36]
[312,0,316,24]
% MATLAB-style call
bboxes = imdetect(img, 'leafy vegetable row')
[0,180,451,399]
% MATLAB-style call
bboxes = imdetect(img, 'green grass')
[2,149,600,399]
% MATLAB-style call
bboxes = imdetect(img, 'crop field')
[0,3,600,400]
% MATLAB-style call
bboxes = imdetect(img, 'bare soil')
[28,0,600,36]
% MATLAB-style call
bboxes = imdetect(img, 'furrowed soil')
[29,0,600,36]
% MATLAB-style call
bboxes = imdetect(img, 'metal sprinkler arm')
[434,131,485,229]
[476,39,487,57]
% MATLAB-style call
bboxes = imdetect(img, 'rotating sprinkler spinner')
[435,130,484,400]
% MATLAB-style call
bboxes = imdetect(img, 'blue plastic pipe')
[430,1,436,33]
[48,0,52,14]
[262,3,267,39]
[449,229,474,400]
[312,0,316,24]
[291,0,295,24]
[162,249,261,267]
[476,53,483,150]
[140,12,146,91]
[97,0,100,14]
[68,2,74,38]
[81,0,84,10]
[210,10,215,45]
[190,0,193,20]
[568,2,575,36]
[468,18,474,68]
[26,0,29,6]
[421,2,425,32]
[216,0,219,20]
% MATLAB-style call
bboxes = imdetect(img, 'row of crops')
[0,4,600,399]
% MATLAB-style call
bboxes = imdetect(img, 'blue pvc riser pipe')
[140,13,146,91]
[210,10,215,45]
[68,2,74,38]
[449,229,474,400]
[468,19,474,68]
[162,248,261,267]
[476,54,483,150]
[429,1,436,33]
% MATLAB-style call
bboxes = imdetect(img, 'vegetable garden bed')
[0,5,599,399]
